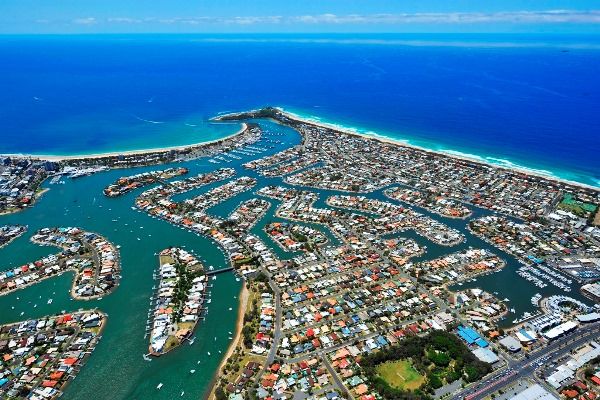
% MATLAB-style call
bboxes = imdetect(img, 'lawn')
[559,193,597,217]
[376,360,426,391]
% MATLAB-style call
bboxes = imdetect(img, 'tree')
[215,386,227,400]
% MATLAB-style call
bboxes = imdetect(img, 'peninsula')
[0,107,599,400]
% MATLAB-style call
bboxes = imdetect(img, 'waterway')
[0,118,593,399]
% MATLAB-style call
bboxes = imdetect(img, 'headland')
[1,106,599,400]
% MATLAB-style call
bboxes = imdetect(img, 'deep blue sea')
[0,34,599,186]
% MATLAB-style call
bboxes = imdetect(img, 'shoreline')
[206,282,249,400]
[0,187,50,217]
[3,103,597,190]
[276,107,600,191]
[0,123,247,161]
[56,310,108,398]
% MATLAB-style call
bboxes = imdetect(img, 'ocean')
[0,34,599,400]
[0,34,598,186]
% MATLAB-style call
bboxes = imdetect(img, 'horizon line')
[2,32,600,36]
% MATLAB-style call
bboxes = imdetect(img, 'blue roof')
[527,255,543,263]
[519,328,534,341]
[457,325,482,345]
[457,330,476,344]
[475,338,489,348]
[460,326,481,339]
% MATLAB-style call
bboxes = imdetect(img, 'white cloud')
[288,11,600,25]
[107,17,142,24]
[223,16,283,25]
[69,10,600,27]
[72,17,97,25]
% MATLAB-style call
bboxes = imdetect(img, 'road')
[452,322,600,400]
[266,272,283,365]
[321,352,351,397]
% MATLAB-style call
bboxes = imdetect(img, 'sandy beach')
[3,104,596,191]
[0,123,247,162]
[206,283,249,400]
[276,108,599,191]
[221,283,249,371]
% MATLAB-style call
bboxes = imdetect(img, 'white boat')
[190,369,196,374]
[156,383,163,390]
[47,299,53,304]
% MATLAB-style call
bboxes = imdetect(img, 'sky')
[0,0,599,34]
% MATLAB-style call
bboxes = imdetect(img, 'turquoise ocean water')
[0,34,598,186]
[0,35,599,399]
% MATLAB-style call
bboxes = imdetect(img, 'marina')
[0,110,598,399]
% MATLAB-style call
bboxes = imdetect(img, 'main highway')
[452,322,600,400]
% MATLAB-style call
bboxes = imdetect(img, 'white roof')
[472,347,499,364]
[510,384,558,400]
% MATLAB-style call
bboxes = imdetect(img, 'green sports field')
[376,360,426,391]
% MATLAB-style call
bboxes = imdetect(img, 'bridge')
[206,266,235,276]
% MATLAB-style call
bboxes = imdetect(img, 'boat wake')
[134,115,165,124]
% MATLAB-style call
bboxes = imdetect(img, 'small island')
[148,247,208,356]
[0,227,120,300]
[0,310,107,399]
[103,167,188,197]
[0,224,27,249]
